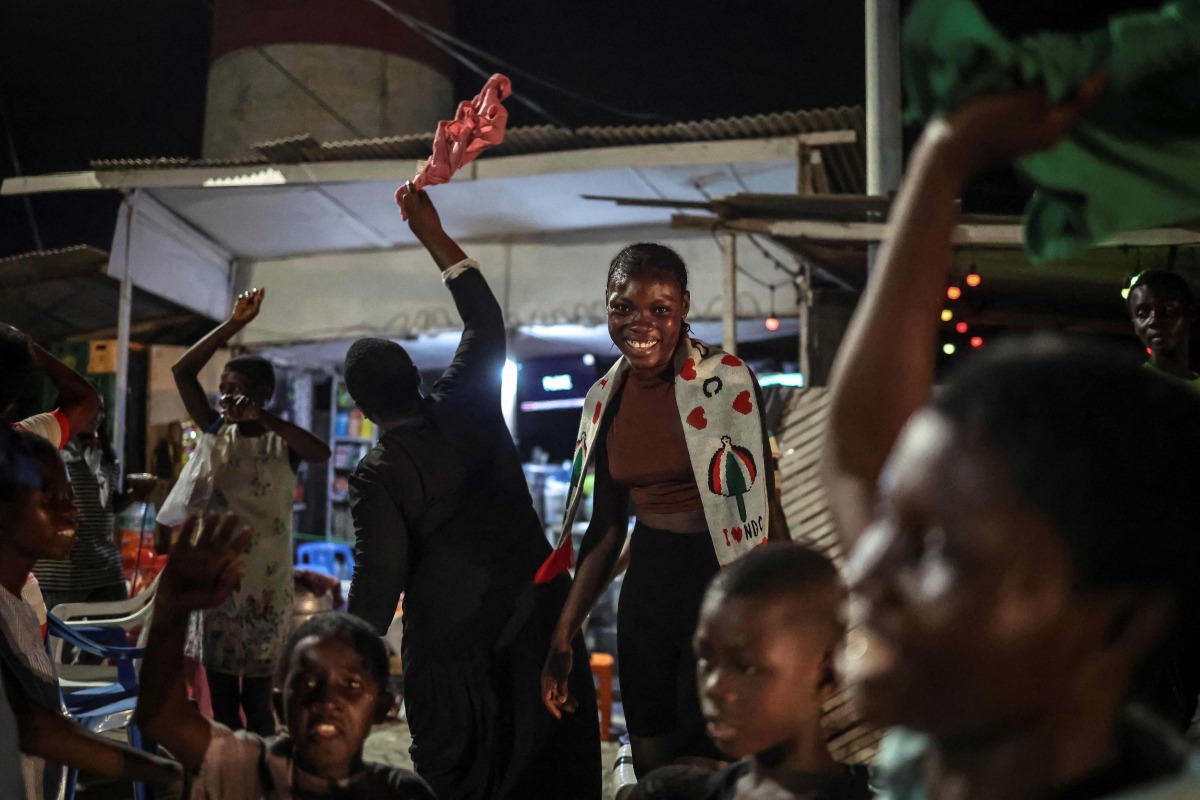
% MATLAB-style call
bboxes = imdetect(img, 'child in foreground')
[0,429,181,799]
[632,543,871,800]
[136,512,436,800]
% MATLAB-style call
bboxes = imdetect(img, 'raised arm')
[823,77,1106,549]
[171,289,264,430]
[399,188,506,400]
[136,513,252,772]
[29,342,100,439]
[542,443,630,718]
[257,411,331,464]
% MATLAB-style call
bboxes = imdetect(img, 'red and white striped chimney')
[203,0,454,159]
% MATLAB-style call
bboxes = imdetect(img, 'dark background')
[0,0,1164,258]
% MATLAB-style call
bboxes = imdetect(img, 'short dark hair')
[607,243,689,296]
[709,543,844,639]
[278,612,389,692]
[0,325,33,413]
[0,429,59,501]
[223,355,276,402]
[1126,270,1194,313]
[343,338,420,420]
[931,336,1200,600]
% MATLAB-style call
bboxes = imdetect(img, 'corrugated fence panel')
[775,386,882,765]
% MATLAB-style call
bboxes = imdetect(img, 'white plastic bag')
[157,432,219,527]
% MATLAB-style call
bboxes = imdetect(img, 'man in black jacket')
[344,187,601,800]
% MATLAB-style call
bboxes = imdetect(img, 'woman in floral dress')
[167,288,330,734]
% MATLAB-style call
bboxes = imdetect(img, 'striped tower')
[203,0,454,159]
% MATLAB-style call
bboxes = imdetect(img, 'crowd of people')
[2,31,1200,800]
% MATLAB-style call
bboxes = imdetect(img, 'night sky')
[0,0,1164,260]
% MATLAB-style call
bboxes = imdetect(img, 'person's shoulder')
[191,726,268,800]
[361,762,438,799]
[630,762,723,800]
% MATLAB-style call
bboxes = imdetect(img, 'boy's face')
[1129,284,1190,357]
[841,411,1108,739]
[280,633,390,780]
[694,589,835,758]
[1,452,77,563]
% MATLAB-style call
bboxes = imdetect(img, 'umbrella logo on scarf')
[568,438,587,498]
[708,436,757,522]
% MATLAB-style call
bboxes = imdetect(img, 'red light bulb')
[970,336,983,348]
[765,317,780,331]
[955,322,968,334]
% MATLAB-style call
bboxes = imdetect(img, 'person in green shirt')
[1127,270,1200,391]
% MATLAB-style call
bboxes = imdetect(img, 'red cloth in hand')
[395,73,512,218]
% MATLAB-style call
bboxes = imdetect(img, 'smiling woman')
[540,241,791,778]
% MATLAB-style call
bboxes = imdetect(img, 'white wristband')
[442,258,481,284]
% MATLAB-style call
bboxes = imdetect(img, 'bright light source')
[501,359,519,435]
[970,336,983,348]
[542,374,574,392]
[947,286,962,300]
[941,309,954,322]
[965,273,982,287]
[942,343,956,355]
[955,322,968,334]
[758,373,805,387]
[1121,287,1131,300]
[582,353,596,366]
[765,316,780,331]
[1146,347,1153,355]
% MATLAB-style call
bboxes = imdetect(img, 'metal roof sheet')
[87,106,866,193]
[0,246,213,344]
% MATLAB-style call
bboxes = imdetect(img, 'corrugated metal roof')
[88,106,866,193]
[0,245,213,344]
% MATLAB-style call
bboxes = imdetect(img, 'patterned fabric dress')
[185,424,295,677]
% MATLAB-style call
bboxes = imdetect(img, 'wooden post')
[721,233,738,355]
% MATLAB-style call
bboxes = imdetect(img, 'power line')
[195,0,369,140]
[361,0,672,125]
[253,47,369,140]
[0,96,44,251]
[360,0,567,127]
[693,179,793,290]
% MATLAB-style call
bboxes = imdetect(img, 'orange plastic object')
[590,652,614,741]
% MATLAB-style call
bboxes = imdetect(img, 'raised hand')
[230,288,265,326]
[396,184,446,244]
[540,643,578,720]
[220,394,262,423]
[157,513,253,615]
[940,70,1109,171]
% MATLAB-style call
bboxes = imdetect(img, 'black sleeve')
[431,268,506,403]
[367,765,439,799]
[346,457,410,635]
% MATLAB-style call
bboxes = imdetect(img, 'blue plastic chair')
[46,614,157,800]
[296,541,356,581]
